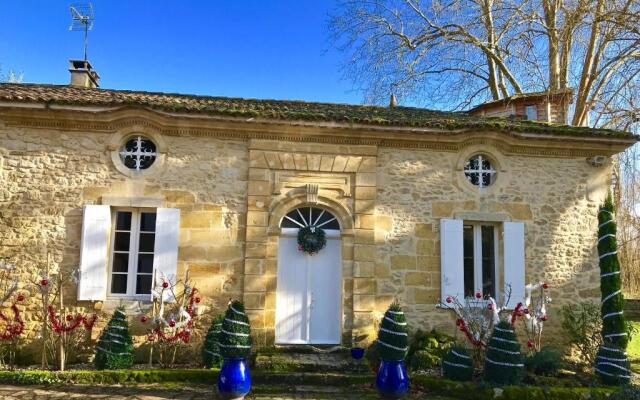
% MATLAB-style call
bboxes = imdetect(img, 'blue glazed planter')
[376,360,409,398]
[351,347,365,359]
[217,358,251,399]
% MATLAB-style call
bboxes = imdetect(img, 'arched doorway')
[275,206,342,344]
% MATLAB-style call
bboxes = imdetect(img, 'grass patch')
[627,321,640,360]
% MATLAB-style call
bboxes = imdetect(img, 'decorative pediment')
[273,171,352,198]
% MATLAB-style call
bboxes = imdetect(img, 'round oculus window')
[119,136,157,171]
[464,154,496,188]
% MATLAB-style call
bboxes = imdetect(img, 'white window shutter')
[153,208,181,286]
[440,219,464,303]
[503,221,525,308]
[78,205,110,301]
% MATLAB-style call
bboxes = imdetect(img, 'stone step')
[254,351,371,373]
[252,371,372,386]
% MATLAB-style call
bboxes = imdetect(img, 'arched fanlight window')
[280,207,340,230]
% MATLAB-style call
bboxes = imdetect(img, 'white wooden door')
[275,229,342,344]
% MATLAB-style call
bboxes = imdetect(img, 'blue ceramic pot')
[217,358,251,399]
[351,347,365,359]
[376,359,409,398]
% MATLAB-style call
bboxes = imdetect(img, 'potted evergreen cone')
[217,300,252,399]
[375,301,409,398]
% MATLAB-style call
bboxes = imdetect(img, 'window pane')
[463,225,474,297]
[114,232,131,251]
[112,253,129,273]
[138,254,154,273]
[136,275,152,294]
[481,226,496,298]
[140,213,156,232]
[116,212,132,230]
[111,274,128,294]
[139,233,155,252]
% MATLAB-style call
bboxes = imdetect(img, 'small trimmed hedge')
[0,369,219,386]
[413,375,616,400]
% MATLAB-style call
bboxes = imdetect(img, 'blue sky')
[0,1,365,104]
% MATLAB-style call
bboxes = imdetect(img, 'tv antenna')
[69,2,94,61]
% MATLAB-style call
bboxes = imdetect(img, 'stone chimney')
[68,59,100,88]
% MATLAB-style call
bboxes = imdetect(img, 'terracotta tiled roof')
[0,83,635,139]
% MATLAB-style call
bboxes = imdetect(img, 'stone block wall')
[0,126,249,361]
[374,145,609,347]
[0,116,613,361]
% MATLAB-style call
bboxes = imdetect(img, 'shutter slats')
[503,221,525,308]
[78,205,110,301]
[440,219,464,303]
[152,208,181,287]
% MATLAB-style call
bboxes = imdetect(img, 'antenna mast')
[69,2,94,61]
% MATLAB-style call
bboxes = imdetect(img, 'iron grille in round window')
[464,154,496,188]
[280,207,340,230]
[119,136,157,171]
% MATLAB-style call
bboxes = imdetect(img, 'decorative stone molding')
[273,171,352,198]
[0,107,633,158]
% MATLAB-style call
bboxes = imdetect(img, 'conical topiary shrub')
[595,344,631,385]
[483,321,524,385]
[376,301,409,361]
[442,346,474,382]
[375,301,409,398]
[94,307,134,370]
[219,300,252,359]
[202,313,224,368]
[595,194,631,385]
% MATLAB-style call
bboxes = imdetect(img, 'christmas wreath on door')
[297,226,326,255]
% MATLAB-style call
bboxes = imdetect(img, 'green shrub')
[610,385,640,400]
[524,346,563,376]
[407,328,454,371]
[376,301,408,361]
[94,308,134,370]
[595,344,630,386]
[409,350,440,371]
[483,321,524,385]
[441,346,474,382]
[202,313,224,368]
[561,301,602,364]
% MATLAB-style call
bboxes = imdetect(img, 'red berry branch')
[48,305,96,334]
[0,304,24,341]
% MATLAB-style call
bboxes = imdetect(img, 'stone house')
[0,62,637,353]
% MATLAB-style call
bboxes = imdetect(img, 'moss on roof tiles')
[0,83,636,140]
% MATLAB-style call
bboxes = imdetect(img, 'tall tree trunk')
[543,0,561,90]
[572,0,605,126]
[482,0,501,99]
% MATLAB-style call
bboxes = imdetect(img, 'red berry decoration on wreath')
[16,294,25,302]
[527,340,534,348]
[475,291,482,299]
[297,225,327,255]
[446,296,453,303]
[66,314,74,321]
[162,281,169,289]
[542,282,549,289]
[40,279,49,286]
[140,315,148,323]
[169,319,176,327]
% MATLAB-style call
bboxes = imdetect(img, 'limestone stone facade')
[0,85,636,360]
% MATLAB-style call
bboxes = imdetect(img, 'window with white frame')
[109,209,156,297]
[463,224,497,298]
[440,219,525,308]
